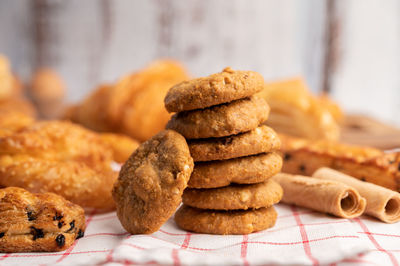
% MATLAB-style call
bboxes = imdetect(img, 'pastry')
[166,96,270,139]
[273,173,366,219]
[0,54,21,101]
[183,179,283,210]
[112,130,194,234]
[0,110,34,138]
[68,60,189,141]
[0,121,118,211]
[257,77,340,140]
[280,134,400,191]
[188,125,280,162]
[174,205,277,235]
[164,67,264,112]
[313,168,400,223]
[100,133,139,163]
[188,152,282,188]
[0,187,85,252]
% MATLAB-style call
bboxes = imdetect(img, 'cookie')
[112,130,194,234]
[166,96,270,139]
[188,125,280,162]
[188,152,282,188]
[183,179,283,210]
[164,67,264,112]
[174,205,277,235]
[0,121,118,211]
[0,187,85,253]
[100,133,140,163]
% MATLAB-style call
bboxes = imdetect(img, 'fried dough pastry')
[280,134,400,192]
[257,77,340,140]
[69,60,189,141]
[0,110,35,137]
[0,121,118,211]
[0,187,85,252]
[100,133,139,163]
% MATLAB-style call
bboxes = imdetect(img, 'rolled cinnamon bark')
[272,173,366,218]
[313,167,400,223]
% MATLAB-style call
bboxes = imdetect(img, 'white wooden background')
[0,0,399,126]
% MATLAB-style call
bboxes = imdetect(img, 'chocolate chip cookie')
[166,96,270,139]
[188,125,280,162]
[112,130,194,234]
[174,205,277,235]
[165,67,264,112]
[0,187,85,253]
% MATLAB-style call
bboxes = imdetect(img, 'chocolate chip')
[58,221,64,229]
[398,163,400,172]
[361,177,366,182]
[298,164,306,173]
[27,210,36,221]
[0,232,4,238]
[76,229,84,239]
[67,220,75,232]
[30,227,44,240]
[53,213,63,221]
[55,234,65,247]
[283,153,292,161]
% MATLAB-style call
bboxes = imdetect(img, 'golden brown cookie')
[174,205,277,235]
[166,96,270,139]
[0,187,85,252]
[188,125,280,162]
[112,130,194,234]
[188,152,282,188]
[183,179,283,210]
[0,121,118,211]
[164,67,264,112]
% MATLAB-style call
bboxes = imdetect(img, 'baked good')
[257,77,340,140]
[174,205,277,235]
[166,96,270,139]
[66,84,114,132]
[313,168,400,223]
[112,130,194,234]
[68,60,188,141]
[0,187,85,252]
[273,173,366,219]
[0,110,35,138]
[280,134,400,191]
[100,133,139,163]
[164,67,264,112]
[188,125,280,161]
[0,54,21,101]
[183,179,282,210]
[0,121,118,211]
[188,152,282,188]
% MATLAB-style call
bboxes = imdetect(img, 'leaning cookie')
[164,67,264,112]
[188,125,281,162]
[188,152,282,188]
[166,96,270,139]
[112,130,194,234]
[183,179,283,210]
[175,205,277,235]
[0,187,85,253]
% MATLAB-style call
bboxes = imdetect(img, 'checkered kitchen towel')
[1,204,400,266]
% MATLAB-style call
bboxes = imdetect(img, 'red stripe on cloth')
[241,235,249,266]
[0,253,11,261]
[171,249,180,266]
[247,235,359,246]
[354,218,399,266]
[55,209,97,264]
[291,205,319,266]
[358,232,400,238]
[181,232,191,249]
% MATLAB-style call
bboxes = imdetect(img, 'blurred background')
[0,0,399,126]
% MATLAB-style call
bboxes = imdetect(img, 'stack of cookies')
[165,68,283,235]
